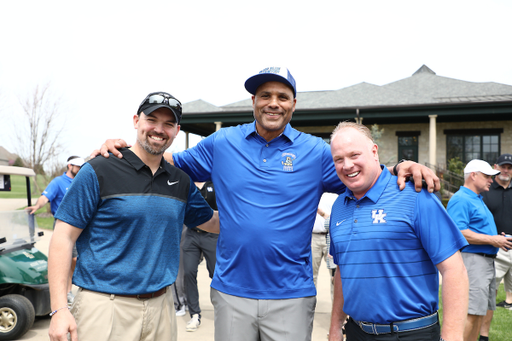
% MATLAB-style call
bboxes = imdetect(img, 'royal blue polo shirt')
[173,122,346,299]
[329,167,467,323]
[447,186,499,255]
[42,172,73,215]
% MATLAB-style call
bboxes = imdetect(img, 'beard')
[498,174,511,182]
[137,133,171,156]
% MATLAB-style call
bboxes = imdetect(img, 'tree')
[14,83,67,192]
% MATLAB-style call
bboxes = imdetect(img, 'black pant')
[182,228,218,317]
[346,317,440,341]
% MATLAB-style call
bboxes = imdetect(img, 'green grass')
[0,174,49,199]
[439,283,512,341]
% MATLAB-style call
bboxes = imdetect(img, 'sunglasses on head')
[143,93,181,109]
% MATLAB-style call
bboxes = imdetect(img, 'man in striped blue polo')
[328,122,468,341]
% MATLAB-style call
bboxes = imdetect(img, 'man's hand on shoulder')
[395,160,440,193]
[90,139,129,159]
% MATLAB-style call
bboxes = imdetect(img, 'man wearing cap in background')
[27,155,85,305]
[27,155,84,219]
[447,159,512,341]
[96,67,440,341]
[479,154,512,341]
[47,92,219,341]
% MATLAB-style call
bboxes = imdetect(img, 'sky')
[1,0,511,167]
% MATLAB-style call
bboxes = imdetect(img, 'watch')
[393,159,407,176]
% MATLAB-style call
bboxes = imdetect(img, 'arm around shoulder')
[196,210,219,234]
[391,160,440,193]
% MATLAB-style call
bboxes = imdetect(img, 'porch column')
[428,115,437,167]
[185,131,190,150]
[215,121,222,131]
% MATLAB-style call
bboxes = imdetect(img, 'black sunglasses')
[138,93,182,115]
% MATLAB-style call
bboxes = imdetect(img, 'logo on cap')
[259,67,282,75]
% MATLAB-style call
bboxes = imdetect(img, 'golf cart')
[0,165,51,340]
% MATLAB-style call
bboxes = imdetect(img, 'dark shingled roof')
[179,65,512,136]
[184,65,512,113]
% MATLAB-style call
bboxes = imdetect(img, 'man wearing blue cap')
[97,68,440,341]
[48,92,219,341]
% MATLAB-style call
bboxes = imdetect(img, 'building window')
[396,131,420,163]
[445,129,502,164]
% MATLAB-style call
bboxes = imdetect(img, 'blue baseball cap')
[244,66,297,97]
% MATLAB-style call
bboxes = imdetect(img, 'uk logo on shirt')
[372,209,387,223]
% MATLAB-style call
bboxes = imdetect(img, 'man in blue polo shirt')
[328,122,468,341]
[48,92,219,341]
[27,155,84,218]
[96,67,441,341]
[447,159,512,341]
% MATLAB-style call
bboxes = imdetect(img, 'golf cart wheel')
[0,294,35,340]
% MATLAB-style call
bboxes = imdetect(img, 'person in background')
[183,181,219,332]
[447,159,512,341]
[311,207,328,287]
[329,122,468,341]
[27,155,84,305]
[479,154,512,341]
[172,225,188,317]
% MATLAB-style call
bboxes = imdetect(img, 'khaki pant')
[311,232,328,287]
[71,287,176,341]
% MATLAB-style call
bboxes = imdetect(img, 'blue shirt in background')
[447,186,499,255]
[42,172,73,215]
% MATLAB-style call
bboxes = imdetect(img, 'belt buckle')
[136,294,149,301]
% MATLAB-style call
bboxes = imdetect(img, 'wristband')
[393,159,407,176]
[49,306,69,317]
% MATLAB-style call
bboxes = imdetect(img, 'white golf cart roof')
[0,166,36,177]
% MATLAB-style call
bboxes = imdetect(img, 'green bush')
[447,157,464,176]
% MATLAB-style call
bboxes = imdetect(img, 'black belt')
[194,229,211,234]
[352,311,438,335]
[86,287,167,300]
[313,232,328,235]
[475,253,497,259]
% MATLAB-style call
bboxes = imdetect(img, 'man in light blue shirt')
[447,159,512,341]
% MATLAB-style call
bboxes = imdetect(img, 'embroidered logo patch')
[372,209,387,223]
[281,152,296,172]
